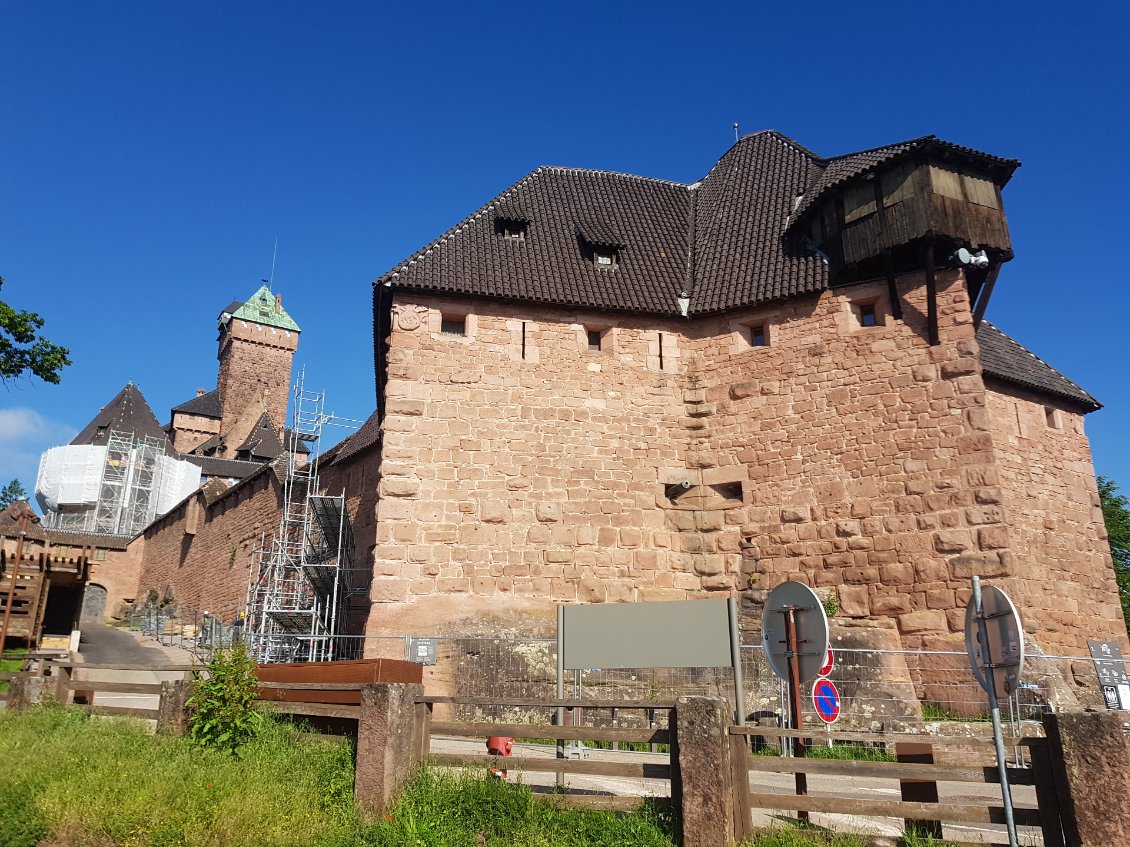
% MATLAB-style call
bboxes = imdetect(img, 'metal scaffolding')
[42,430,173,537]
[244,371,366,663]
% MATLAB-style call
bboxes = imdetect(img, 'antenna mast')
[733,122,740,143]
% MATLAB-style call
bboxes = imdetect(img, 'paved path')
[78,624,172,665]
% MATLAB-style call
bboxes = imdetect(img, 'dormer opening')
[494,216,528,242]
[575,221,623,271]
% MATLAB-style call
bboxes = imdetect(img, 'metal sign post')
[761,581,830,824]
[966,576,1022,847]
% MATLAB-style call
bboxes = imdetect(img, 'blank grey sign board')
[561,599,732,670]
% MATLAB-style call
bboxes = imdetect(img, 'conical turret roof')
[71,383,171,450]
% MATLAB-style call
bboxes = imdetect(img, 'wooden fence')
[9,665,1130,847]
[728,724,1062,847]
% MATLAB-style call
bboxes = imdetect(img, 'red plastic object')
[486,736,514,756]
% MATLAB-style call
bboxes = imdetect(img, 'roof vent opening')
[576,221,623,270]
[494,216,528,241]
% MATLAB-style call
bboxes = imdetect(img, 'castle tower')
[215,286,300,454]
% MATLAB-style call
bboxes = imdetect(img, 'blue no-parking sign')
[812,678,840,724]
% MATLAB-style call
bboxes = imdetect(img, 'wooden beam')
[744,792,1041,827]
[428,752,671,780]
[925,237,939,345]
[429,721,669,745]
[417,696,675,710]
[972,263,1001,328]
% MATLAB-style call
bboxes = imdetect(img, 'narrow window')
[441,316,466,336]
[587,329,602,351]
[1045,407,1060,429]
[658,332,664,370]
[594,250,616,268]
[521,321,527,360]
[859,303,878,328]
[749,325,766,347]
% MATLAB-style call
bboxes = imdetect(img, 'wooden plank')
[80,704,158,719]
[429,752,671,780]
[730,725,999,748]
[548,794,671,812]
[55,662,197,671]
[0,672,19,681]
[256,658,422,685]
[430,721,670,745]
[419,696,675,710]
[66,681,164,694]
[263,701,361,720]
[744,792,1041,827]
[745,755,1034,787]
[257,681,365,690]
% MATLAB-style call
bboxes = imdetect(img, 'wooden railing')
[413,695,675,812]
[729,725,1062,847]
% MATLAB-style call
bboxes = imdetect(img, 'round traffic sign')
[812,678,840,724]
[818,648,834,678]
[965,584,1024,700]
[760,581,830,684]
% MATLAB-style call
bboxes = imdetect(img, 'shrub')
[186,641,264,753]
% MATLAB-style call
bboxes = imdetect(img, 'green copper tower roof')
[226,286,301,332]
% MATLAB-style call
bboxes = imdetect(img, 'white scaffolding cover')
[156,455,203,515]
[35,445,107,512]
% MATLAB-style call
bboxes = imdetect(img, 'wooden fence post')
[52,663,73,704]
[673,696,735,847]
[354,682,424,817]
[896,741,942,839]
[156,679,192,736]
[1044,710,1130,846]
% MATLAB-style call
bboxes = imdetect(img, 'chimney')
[275,293,282,314]
[196,388,206,398]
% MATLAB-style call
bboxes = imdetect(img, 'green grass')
[0,704,679,847]
[754,743,895,762]
[367,766,676,847]
[920,702,991,722]
[0,648,28,694]
[741,825,959,846]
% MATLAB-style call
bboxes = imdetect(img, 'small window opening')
[658,332,665,370]
[1045,407,1060,429]
[748,325,766,347]
[495,217,527,241]
[94,548,108,561]
[587,329,603,351]
[441,316,466,336]
[859,303,878,328]
[521,321,527,360]
[594,250,616,268]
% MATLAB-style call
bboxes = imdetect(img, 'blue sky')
[2,2,1128,499]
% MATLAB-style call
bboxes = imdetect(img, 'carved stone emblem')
[394,306,426,331]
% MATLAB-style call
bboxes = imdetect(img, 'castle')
[9,130,1125,663]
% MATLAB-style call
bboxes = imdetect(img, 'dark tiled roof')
[378,166,691,314]
[690,131,827,313]
[321,409,381,467]
[188,434,224,456]
[44,529,132,551]
[977,322,1100,411]
[219,300,244,317]
[238,412,285,460]
[0,502,47,542]
[172,389,222,419]
[376,131,1019,317]
[183,455,263,480]
[71,384,172,450]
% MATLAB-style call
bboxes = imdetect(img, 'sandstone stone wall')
[216,319,298,452]
[984,380,1128,653]
[89,540,145,620]
[170,411,220,454]
[136,469,284,624]
[366,269,1122,656]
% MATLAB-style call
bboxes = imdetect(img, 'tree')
[1,276,71,385]
[0,479,28,509]
[1097,476,1130,633]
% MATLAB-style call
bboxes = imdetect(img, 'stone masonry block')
[838,585,870,617]
[897,610,948,634]
[535,503,561,523]
[933,530,971,554]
